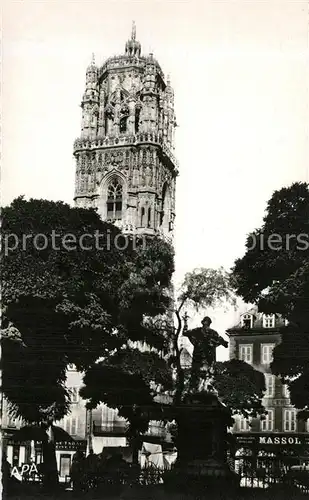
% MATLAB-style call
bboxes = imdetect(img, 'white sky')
[2,0,309,358]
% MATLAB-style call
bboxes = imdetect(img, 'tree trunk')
[41,425,59,492]
[174,415,192,467]
[131,436,140,465]
[174,307,185,405]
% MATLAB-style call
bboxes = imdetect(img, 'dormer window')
[241,314,253,329]
[263,314,275,328]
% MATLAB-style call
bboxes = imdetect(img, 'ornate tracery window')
[140,206,145,227]
[106,179,123,220]
[135,107,141,133]
[120,116,128,133]
[120,105,129,133]
[160,182,171,232]
[147,207,152,228]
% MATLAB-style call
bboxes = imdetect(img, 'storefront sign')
[234,433,309,448]
[259,436,302,445]
[56,440,86,451]
[235,435,255,445]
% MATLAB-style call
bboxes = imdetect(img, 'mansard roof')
[226,307,286,334]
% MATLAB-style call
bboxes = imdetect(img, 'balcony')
[93,422,128,437]
[73,132,178,171]
[92,422,172,443]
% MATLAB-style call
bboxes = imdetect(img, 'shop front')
[232,432,309,488]
[2,430,32,469]
[234,432,309,457]
[3,430,86,483]
[55,440,87,483]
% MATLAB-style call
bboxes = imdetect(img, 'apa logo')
[11,463,39,480]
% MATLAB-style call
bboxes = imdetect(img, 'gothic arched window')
[106,179,123,220]
[140,207,145,227]
[135,107,141,133]
[147,207,151,228]
[160,182,171,232]
[120,116,128,133]
[105,109,114,135]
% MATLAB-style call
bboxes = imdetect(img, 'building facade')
[73,22,178,240]
[227,307,309,434]
[226,307,309,460]
[2,367,88,482]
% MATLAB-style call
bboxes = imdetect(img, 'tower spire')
[125,21,141,57]
[131,21,136,41]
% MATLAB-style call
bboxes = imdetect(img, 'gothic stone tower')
[73,24,178,240]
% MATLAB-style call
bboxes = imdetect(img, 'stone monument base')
[164,392,239,496]
[165,459,239,497]
[187,458,239,491]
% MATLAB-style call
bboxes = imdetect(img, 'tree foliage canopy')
[232,182,309,416]
[2,197,174,423]
[2,197,266,437]
[172,267,265,418]
[214,360,265,418]
[178,267,236,311]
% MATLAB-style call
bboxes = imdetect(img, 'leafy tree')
[215,359,265,418]
[81,267,265,465]
[232,182,309,418]
[173,267,236,404]
[1,197,174,488]
[2,198,265,483]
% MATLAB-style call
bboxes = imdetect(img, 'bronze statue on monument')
[182,316,228,392]
[165,315,240,495]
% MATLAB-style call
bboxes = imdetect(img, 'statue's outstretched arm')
[182,327,199,344]
[219,335,228,348]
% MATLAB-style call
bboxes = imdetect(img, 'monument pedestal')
[165,392,239,496]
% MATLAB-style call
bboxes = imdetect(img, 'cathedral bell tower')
[73,23,178,240]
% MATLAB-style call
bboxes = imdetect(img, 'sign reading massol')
[235,433,309,447]
[259,436,302,445]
